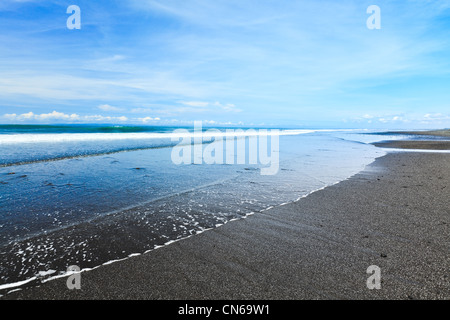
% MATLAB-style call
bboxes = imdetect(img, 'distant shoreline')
[374,129,450,150]
[373,140,450,150]
[389,129,450,137]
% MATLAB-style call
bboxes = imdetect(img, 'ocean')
[0,125,403,290]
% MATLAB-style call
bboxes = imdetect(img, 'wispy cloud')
[179,101,241,112]
[98,104,123,112]
[138,116,161,123]
[179,101,210,108]
[350,112,450,127]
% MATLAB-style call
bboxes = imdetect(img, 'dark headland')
[2,130,449,300]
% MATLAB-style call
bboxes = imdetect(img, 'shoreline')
[0,169,361,296]
[2,147,449,299]
[392,129,450,137]
[0,131,380,292]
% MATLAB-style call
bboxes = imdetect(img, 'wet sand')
[2,150,450,299]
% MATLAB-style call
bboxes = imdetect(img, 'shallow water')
[0,127,387,287]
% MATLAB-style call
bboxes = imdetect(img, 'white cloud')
[83,115,129,122]
[421,113,450,123]
[179,101,210,108]
[1,111,129,123]
[98,104,123,112]
[423,113,450,120]
[3,113,18,121]
[139,116,161,123]
[12,111,81,121]
[351,112,450,127]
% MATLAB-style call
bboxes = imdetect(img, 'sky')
[0,0,450,128]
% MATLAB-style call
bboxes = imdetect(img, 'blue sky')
[0,0,450,128]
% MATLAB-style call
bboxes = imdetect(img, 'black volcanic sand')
[2,152,450,300]
[374,140,450,150]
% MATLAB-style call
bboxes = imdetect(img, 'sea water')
[0,125,399,289]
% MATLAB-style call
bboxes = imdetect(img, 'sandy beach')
[2,137,449,300]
